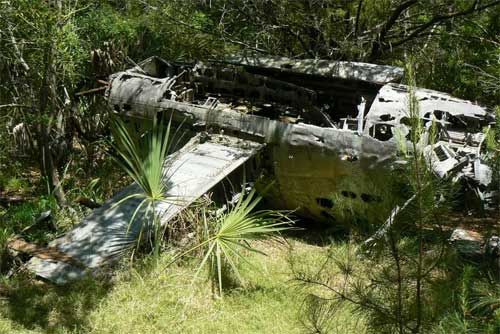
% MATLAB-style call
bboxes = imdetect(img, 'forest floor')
[0,236,366,334]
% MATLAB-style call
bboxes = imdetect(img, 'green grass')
[0,239,367,334]
[3,177,29,194]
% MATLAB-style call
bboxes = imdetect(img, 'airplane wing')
[26,134,264,284]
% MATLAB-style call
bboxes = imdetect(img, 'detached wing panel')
[27,135,264,284]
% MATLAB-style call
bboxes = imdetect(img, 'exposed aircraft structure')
[26,56,496,283]
[108,56,496,219]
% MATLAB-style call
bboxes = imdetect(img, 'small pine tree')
[294,60,458,334]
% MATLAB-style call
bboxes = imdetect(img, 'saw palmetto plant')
[172,188,293,297]
[110,114,175,259]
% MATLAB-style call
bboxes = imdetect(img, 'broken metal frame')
[108,56,496,220]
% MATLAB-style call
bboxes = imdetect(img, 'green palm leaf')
[171,188,293,297]
[110,114,175,258]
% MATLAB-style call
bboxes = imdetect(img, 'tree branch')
[163,12,268,54]
[354,0,363,37]
[7,7,30,72]
[369,0,500,59]
[369,0,418,60]
[0,103,31,110]
[390,0,499,49]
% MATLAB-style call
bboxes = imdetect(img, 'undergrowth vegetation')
[169,188,293,297]
[3,228,495,334]
[0,236,365,334]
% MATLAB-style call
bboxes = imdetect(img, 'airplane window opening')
[360,193,382,203]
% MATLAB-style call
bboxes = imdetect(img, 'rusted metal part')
[8,238,86,269]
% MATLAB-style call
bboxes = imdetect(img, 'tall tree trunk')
[38,127,67,206]
[37,29,67,207]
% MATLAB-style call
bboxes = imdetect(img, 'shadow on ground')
[284,218,351,246]
[2,273,112,333]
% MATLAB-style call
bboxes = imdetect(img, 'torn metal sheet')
[364,83,495,208]
[223,55,404,84]
[450,228,484,257]
[27,135,263,283]
[106,56,496,222]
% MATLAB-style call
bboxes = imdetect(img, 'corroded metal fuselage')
[107,56,494,223]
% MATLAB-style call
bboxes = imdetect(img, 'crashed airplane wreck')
[26,56,496,283]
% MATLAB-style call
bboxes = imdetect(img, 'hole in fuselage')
[360,193,382,203]
[341,190,357,199]
[379,114,395,121]
[369,124,393,141]
[316,197,334,209]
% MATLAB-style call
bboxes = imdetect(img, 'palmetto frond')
[173,188,293,296]
[110,115,172,202]
[110,114,174,257]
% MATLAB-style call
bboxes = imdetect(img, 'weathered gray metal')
[223,55,405,84]
[107,56,495,221]
[27,134,263,283]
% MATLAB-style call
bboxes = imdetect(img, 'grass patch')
[3,177,29,194]
[0,238,367,334]
[0,276,110,334]
[88,240,317,334]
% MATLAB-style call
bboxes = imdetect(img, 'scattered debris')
[75,196,101,209]
[485,235,500,259]
[35,210,52,224]
[449,228,500,266]
[363,195,416,250]
[450,228,484,257]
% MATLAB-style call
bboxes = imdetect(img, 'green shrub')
[435,266,500,334]
[171,188,293,297]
